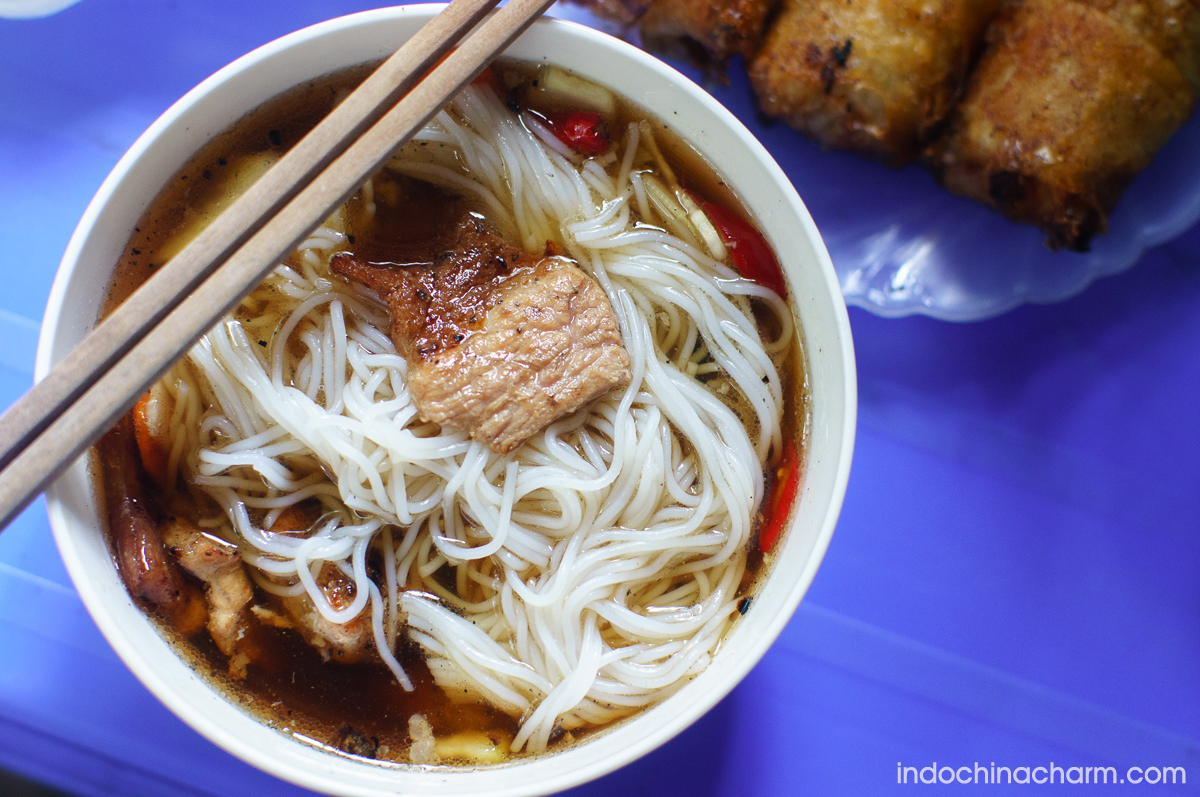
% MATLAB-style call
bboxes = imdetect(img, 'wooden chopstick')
[0,0,500,472]
[0,0,559,530]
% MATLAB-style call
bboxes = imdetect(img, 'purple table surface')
[1,1,1198,795]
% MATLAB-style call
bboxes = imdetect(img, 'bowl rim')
[36,5,857,795]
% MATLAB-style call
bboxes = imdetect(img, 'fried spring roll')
[1088,0,1200,90]
[575,0,653,26]
[927,0,1200,251]
[637,0,777,60]
[573,0,776,60]
[748,0,1002,165]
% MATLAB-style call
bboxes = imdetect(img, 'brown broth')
[98,58,809,767]
[176,606,517,762]
[102,64,374,315]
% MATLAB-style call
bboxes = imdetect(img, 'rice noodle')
[160,84,795,754]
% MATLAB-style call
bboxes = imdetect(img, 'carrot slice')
[421,49,501,96]
[471,65,503,96]
[132,392,169,488]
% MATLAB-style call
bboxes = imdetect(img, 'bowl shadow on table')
[563,688,736,797]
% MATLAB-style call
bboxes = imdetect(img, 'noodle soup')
[41,9,853,795]
[98,59,804,764]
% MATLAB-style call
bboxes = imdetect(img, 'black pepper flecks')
[333,725,378,759]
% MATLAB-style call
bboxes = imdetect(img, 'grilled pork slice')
[749,0,1001,166]
[332,217,631,454]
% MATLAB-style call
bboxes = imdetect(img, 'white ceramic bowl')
[36,5,856,795]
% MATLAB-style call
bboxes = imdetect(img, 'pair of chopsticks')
[0,0,559,530]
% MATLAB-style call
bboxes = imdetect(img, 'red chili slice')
[548,112,610,154]
[694,195,787,298]
[759,439,800,553]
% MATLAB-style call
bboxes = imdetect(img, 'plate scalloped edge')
[826,108,1200,322]
[542,4,1200,324]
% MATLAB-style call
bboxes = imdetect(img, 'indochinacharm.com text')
[898,762,1186,785]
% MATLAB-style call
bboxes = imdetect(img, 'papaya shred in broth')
[99,59,805,765]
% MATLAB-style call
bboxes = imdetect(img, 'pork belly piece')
[281,564,372,663]
[160,517,253,665]
[331,217,631,455]
[749,0,1001,165]
[926,0,1199,250]
[248,506,372,663]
